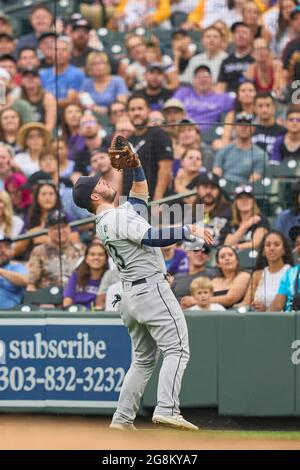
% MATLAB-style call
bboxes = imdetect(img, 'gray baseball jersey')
[95,200,166,282]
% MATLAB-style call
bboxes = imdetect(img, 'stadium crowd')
[1,0,300,313]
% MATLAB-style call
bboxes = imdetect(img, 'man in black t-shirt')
[122,93,173,200]
[140,63,173,112]
[216,22,254,93]
[70,19,96,70]
[282,6,300,85]
[252,92,286,159]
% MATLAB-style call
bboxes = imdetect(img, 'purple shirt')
[63,272,101,308]
[67,134,86,161]
[173,86,234,131]
[165,248,189,275]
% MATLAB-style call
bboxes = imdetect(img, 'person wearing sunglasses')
[270,106,300,163]
[219,184,269,250]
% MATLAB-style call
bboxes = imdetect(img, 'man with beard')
[122,93,173,201]
[0,237,28,308]
[73,112,104,177]
[140,63,173,111]
[70,19,96,70]
[188,172,232,246]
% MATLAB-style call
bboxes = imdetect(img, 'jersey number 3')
[106,243,126,270]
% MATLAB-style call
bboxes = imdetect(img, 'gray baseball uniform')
[95,199,190,425]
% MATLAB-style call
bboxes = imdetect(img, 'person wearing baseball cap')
[73,171,106,211]
[0,235,29,309]
[187,171,232,246]
[219,184,269,249]
[70,19,94,69]
[140,63,173,111]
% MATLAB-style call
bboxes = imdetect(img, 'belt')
[124,274,168,288]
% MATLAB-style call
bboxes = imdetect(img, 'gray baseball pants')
[111,273,190,426]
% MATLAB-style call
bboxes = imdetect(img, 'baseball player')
[73,137,214,431]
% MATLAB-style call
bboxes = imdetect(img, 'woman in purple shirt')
[61,104,86,161]
[63,242,109,309]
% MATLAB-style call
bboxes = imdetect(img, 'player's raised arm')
[108,135,148,202]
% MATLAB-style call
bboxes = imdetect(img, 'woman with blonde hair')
[219,185,269,250]
[0,190,24,238]
[79,51,128,114]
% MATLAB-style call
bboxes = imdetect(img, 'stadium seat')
[171,11,188,27]
[269,160,300,179]
[23,286,63,307]
[237,249,258,271]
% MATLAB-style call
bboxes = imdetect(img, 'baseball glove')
[108,135,140,171]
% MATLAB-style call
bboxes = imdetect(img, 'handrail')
[12,190,197,243]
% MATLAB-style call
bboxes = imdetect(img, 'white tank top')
[254,265,290,308]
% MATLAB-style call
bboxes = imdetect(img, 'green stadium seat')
[171,11,188,27]
[237,249,258,271]
[23,286,63,307]
[269,160,300,179]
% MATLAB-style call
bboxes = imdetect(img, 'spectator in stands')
[73,112,104,177]
[63,242,109,309]
[49,139,74,180]
[0,190,23,238]
[269,0,297,57]
[172,242,216,305]
[244,38,284,95]
[0,33,16,57]
[181,26,228,84]
[0,108,21,152]
[15,122,51,177]
[113,116,135,140]
[123,93,173,201]
[95,268,121,310]
[171,29,196,77]
[40,35,85,109]
[275,179,300,240]
[161,244,189,276]
[108,101,127,130]
[213,20,231,51]
[38,31,56,69]
[17,4,54,53]
[252,92,286,159]
[219,184,269,250]
[163,98,186,139]
[242,0,271,41]
[109,0,171,31]
[140,63,173,111]
[189,172,232,246]
[61,103,85,161]
[37,151,71,187]
[213,112,267,183]
[276,1,300,68]
[216,22,254,93]
[212,245,250,309]
[270,226,300,312]
[17,47,40,71]
[0,68,36,124]
[0,143,14,191]
[174,118,215,173]
[242,230,293,311]
[4,172,32,219]
[27,210,85,291]
[70,19,95,70]
[0,236,28,309]
[124,33,178,91]
[149,110,165,126]
[183,0,250,30]
[187,276,225,311]
[270,106,300,163]
[213,80,257,151]
[174,147,204,195]
[144,37,179,90]
[0,54,19,90]
[264,0,297,57]
[174,65,234,132]
[20,68,56,132]
[0,13,13,36]
[89,148,122,202]
[80,51,128,114]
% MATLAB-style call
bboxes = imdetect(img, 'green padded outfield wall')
[218,311,296,416]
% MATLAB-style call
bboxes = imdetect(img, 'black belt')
[131,274,167,286]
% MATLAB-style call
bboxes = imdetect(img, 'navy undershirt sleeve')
[142,226,187,247]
